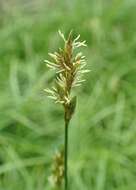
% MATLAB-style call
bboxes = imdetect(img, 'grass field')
[0,0,136,189]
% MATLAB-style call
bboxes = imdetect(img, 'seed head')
[44,30,89,108]
[48,150,64,187]
[44,31,89,121]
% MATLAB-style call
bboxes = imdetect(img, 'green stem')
[64,118,69,190]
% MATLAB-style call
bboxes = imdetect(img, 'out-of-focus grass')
[0,0,136,189]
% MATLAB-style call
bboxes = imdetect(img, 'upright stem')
[64,118,69,190]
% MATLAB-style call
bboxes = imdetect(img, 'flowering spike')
[44,31,89,107]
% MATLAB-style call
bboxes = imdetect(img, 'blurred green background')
[0,0,136,189]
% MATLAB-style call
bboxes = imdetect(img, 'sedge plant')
[44,30,89,190]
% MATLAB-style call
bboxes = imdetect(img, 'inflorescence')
[44,30,89,108]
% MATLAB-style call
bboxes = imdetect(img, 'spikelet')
[44,30,89,109]
[48,150,64,187]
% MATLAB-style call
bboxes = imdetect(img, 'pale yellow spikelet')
[44,30,89,110]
